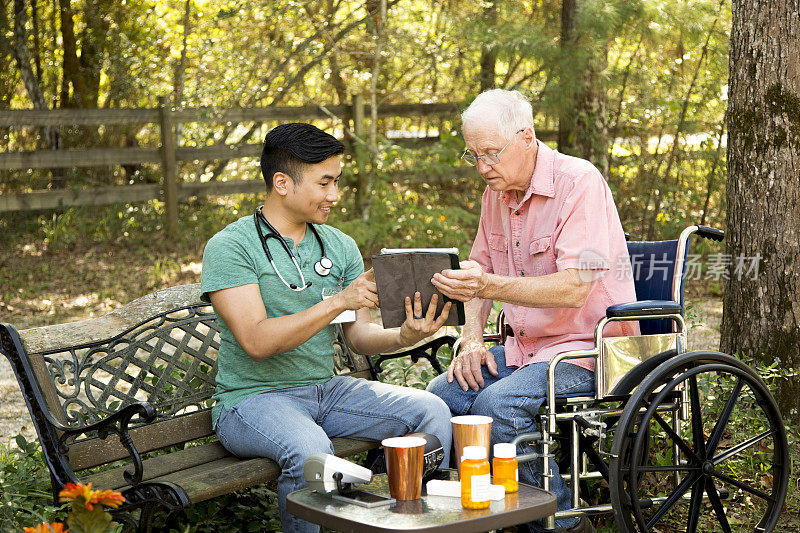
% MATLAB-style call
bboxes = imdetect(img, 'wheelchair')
[467,225,789,532]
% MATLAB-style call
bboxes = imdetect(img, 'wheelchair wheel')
[609,351,789,533]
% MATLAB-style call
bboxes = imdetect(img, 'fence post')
[351,94,369,217]
[158,96,179,237]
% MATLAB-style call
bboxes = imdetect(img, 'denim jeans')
[216,375,452,533]
[427,346,594,532]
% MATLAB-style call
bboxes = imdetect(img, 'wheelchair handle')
[695,225,724,241]
[510,431,543,464]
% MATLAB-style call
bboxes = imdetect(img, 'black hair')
[260,123,344,191]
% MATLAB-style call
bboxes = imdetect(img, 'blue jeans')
[427,346,594,532]
[216,375,452,533]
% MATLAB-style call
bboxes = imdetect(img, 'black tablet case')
[372,251,466,328]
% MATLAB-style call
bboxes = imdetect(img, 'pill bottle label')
[471,473,490,502]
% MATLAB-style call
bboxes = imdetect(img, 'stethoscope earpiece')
[254,207,332,292]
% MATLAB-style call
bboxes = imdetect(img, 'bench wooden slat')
[83,440,230,490]
[347,351,372,374]
[68,410,214,471]
[158,456,269,502]
[83,437,379,503]
[28,352,70,426]
[156,438,378,504]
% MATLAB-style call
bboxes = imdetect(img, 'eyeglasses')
[461,129,525,166]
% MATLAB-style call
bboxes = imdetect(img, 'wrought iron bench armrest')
[0,321,153,486]
[52,402,156,486]
[373,335,457,375]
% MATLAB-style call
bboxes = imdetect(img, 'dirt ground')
[0,297,724,446]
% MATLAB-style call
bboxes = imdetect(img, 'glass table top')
[287,470,556,532]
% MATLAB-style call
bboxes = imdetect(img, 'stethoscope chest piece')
[314,256,333,276]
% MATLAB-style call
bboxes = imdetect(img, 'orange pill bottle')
[492,443,518,493]
[461,446,491,509]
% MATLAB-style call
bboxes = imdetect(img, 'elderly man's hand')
[448,339,498,391]
[431,260,488,302]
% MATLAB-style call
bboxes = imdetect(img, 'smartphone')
[331,489,395,508]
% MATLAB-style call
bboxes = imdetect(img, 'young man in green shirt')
[201,123,453,532]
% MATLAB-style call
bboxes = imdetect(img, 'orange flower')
[91,488,125,509]
[58,483,92,504]
[23,523,68,533]
[59,482,124,511]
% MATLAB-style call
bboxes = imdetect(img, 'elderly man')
[428,90,638,533]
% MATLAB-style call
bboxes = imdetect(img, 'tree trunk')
[721,0,800,415]
[173,0,190,107]
[365,0,386,221]
[479,1,498,92]
[31,0,41,82]
[77,0,112,107]
[557,0,577,153]
[557,0,608,168]
[0,0,18,108]
[58,0,85,107]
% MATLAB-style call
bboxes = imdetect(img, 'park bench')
[0,283,455,532]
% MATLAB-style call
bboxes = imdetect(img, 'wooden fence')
[0,97,482,234]
[0,98,715,235]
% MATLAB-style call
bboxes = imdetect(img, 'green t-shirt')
[200,214,364,427]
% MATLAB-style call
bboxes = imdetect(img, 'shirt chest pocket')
[488,233,509,276]
[529,235,556,276]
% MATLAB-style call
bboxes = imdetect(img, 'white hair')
[461,89,535,140]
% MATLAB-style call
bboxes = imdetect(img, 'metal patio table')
[287,470,556,533]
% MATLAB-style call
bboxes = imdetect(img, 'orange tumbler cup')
[450,415,493,475]
[381,436,426,500]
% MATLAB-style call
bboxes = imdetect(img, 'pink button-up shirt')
[470,141,639,372]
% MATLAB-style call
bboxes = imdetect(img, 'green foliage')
[0,436,68,530]
[155,484,281,532]
[66,503,115,533]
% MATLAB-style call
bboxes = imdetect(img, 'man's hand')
[336,269,379,310]
[398,292,453,346]
[431,260,488,302]
[447,339,498,391]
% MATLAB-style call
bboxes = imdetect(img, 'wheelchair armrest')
[695,225,724,242]
[606,300,682,318]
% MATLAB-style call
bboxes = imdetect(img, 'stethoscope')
[254,206,333,291]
